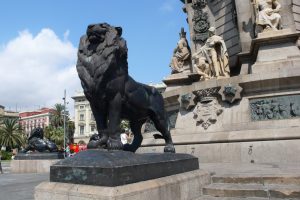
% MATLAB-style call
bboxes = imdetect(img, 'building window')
[79,126,84,135]
[79,105,85,110]
[91,113,95,121]
[91,125,95,132]
[79,114,84,121]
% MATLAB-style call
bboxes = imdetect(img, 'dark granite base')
[15,152,64,160]
[50,150,199,186]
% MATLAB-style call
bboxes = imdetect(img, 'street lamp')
[63,90,66,158]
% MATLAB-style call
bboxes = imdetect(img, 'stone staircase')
[197,173,300,199]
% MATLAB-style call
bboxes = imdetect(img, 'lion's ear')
[115,27,122,37]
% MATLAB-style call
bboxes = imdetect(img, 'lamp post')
[63,89,66,158]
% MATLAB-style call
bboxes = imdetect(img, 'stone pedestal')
[11,152,64,173]
[50,150,199,186]
[239,29,300,74]
[163,72,200,87]
[34,150,204,200]
[35,170,210,200]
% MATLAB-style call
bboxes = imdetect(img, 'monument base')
[11,152,64,173]
[50,150,199,186]
[35,169,210,200]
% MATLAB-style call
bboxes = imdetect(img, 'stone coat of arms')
[193,97,223,129]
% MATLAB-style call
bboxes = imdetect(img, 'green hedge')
[0,151,12,160]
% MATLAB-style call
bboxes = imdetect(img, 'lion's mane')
[76,23,128,100]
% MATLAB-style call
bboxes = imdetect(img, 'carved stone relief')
[219,83,243,103]
[180,93,196,110]
[191,87,223,129]
[192,0,210,43]
[250,95,300,121]
[193,97,223,129]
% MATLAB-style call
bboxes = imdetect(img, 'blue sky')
[0,0,189,113]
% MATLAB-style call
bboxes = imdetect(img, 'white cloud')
[159,0,175,13]
[0,28,81,116]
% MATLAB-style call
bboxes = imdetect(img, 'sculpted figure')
[254,0,282,33]
[195,27,230,79]
[170,28,191,74]
[192,54,212,81]
[76,23,175,153]
[21,127,58,153]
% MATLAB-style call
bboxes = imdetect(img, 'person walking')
[0,151,3,174]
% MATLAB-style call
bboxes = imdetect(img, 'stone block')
[50,150,199,186]
[11,159,60,173]
[35,170,211,200]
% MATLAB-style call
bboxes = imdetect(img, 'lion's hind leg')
[149,111,175,153]
[123,120,144,152]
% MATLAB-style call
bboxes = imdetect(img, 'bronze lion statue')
[21,127,58,153]
[76,23,175,153]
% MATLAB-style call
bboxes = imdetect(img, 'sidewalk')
[0,173,48,200]
[200,162,300,176]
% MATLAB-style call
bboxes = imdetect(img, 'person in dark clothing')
[0,152,3,174]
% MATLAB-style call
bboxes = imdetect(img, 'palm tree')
[51,103,66,128]
[49,127,64,149]
[67,121,75,144]
[0,118,25,150]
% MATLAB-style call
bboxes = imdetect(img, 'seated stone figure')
[169,28,191,74]
[254,0,282,33]
[21,127,58,153]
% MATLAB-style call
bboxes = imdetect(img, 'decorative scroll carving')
[192,0,210,42]
[250,95,300,121]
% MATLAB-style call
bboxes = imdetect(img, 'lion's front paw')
[87,134,108,149]
[107,138,123,151]
[164,144,176,153]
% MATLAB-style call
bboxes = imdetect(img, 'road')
[0,162,48,200]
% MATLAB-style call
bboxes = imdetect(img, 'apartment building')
[19,108,54,136]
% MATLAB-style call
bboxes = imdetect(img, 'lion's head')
[86,23,122,45]
[76,23,129,97]
[28,127,44,141]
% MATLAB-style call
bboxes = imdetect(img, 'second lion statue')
[76,23,175,153]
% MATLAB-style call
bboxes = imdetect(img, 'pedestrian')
[0,151,3,174]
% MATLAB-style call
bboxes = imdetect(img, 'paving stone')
[196,196,268,200]
[212,174,300,185]
[203,183,268,198]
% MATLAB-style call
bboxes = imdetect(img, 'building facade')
[0,105,19,120]
[71,91,97,143]
[19,108,53,136]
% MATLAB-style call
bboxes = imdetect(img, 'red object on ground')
[69,143,79,153]
[69,143,87,153]
[79,144,87,151]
